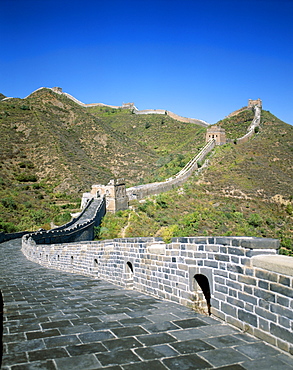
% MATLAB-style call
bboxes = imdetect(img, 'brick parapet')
[21,235,292,354]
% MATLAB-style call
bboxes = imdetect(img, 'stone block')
[214,276,225,285]
[204,260,219,268]
[228,247,244,256]
[270,303,293,320]
[278,316,290,329]
[215,254,230,262]
[226,315,244,330]
[258,280,269,289]
[227,264,243,274]
[215,283,228,294]
[254,288,275,302]
[279,276,291,287]
[238,309,258,327]
[255,307,277,322]
[270,283,293,298]
[231,256,239,264]
[221,302,237,317]
[270,323,293,343]
[258,317,270,332]
[226,280,242,291]
[238,292,257,305]
[253,328,276,346]
[276,295,290,307]
[238,275,257,286]
[244,285,253,294]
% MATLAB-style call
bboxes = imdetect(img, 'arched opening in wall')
[71,256,73,265]
[126,261,133,273]
[94,258,98,267]
[57,255,60,262]
[125,261,134,289]
[194,274,211,316]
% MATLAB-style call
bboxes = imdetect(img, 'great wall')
[1,91,293,357]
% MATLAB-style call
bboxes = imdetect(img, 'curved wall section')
[127,139,215,200]
[23,197,106,245]
[22,235,293,354]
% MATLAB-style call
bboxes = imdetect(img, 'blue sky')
[1,0,292,124]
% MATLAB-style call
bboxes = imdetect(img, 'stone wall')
[236,105,261,144]
[22,197,106,245]
[134,109,208,127]
[127,139,215,200]
[21,235,293,354]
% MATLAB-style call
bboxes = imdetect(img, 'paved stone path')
[1,239,293,370]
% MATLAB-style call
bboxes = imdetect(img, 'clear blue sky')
[1,0,292,124]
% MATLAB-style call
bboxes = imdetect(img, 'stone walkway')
[1,239,293,370]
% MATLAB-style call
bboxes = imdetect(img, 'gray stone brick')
[238,275,257,286]
[279,276,291,287]
[229,273,237,281]
[231,256,239,264]
[276,295,290,307]
[238,310,258,327]
[221,302,237,317]
[226,280,242,291]
[244,285,253,294]
[215,254,230,262]
[215,270,228,278]
[255,270,278,282]
[259,299,270,310]
[270,303,293,320]
[270,283,293,298]
[278,316,291,329]
[258,317,270,332]
[228,288,237,298]
[214,276,226,285]
[238,292,257,305]
[271,323,293,343]
[204,260,219,268]
[228,247,245,256]
[215,283,228,294]
[255,307,277,322]
[227,264,243,274]
[254,288,275,302]
[258,280,269,289]
[220,246,227,253]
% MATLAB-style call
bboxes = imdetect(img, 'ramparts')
[134,108,208,127]
[127,139,215,200]
[236,105,261,144]
[22,197,106,245]
[21,235,293,354]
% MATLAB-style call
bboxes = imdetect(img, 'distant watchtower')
[81,179,128,213]
[205,126,226,145]
[248,99,262,109]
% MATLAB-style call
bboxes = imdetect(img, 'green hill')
[97,109,293,256]
[0,88,292,254]
[0,88,204,232]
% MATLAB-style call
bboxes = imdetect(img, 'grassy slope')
[0,89,205,231]
[98,110,293,255]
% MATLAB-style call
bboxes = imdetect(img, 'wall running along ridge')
[21,236,293,354]
[126,139,216,200]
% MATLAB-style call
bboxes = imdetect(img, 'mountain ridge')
[0,88,292,254]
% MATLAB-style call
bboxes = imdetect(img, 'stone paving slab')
[1,239,293,369]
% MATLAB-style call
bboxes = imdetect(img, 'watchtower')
[88,179,128,213]
[248,99,262,109]
[205,126,226,145]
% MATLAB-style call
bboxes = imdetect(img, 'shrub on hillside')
[248,213,263,227]
[15,173,38,182]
